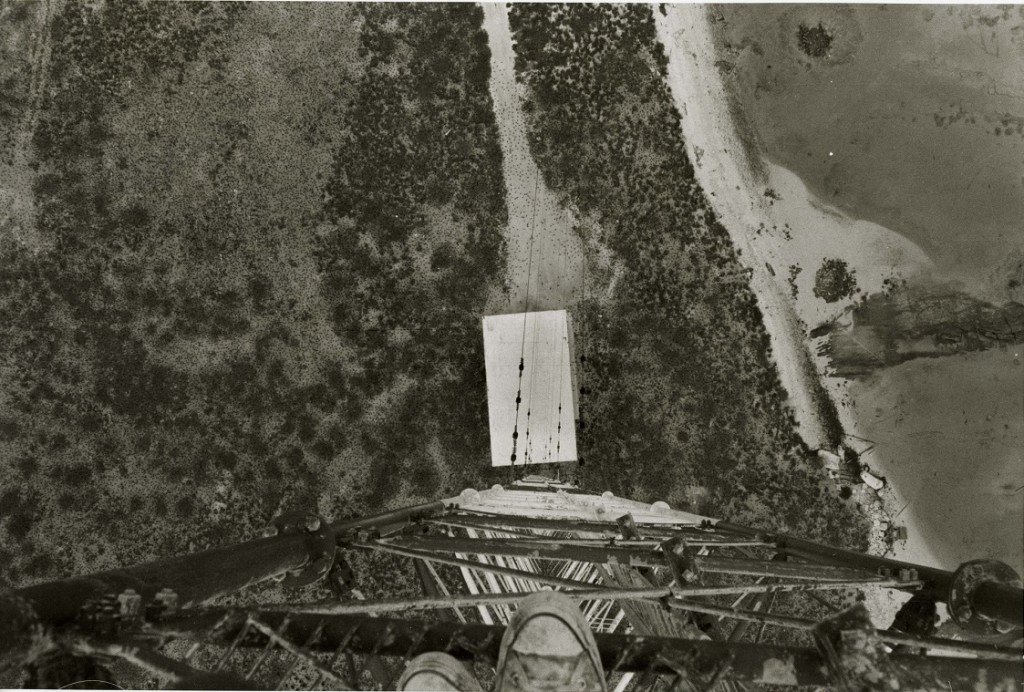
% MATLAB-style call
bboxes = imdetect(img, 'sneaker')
[495,591,607,692]
[397,652,484,691]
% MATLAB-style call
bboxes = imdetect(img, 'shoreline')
[653,7,832,454]
[652,4,946,620]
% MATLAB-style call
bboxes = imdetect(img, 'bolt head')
[954,605,972,622]
[261,525,279,538]
[302,515,321,532]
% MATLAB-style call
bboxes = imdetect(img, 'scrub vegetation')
[797,22,834,59]
[0,0,870,621]
[813,258,859,303]
[0,1,506,590]
[0,0,37,160]
[508,4,869,549]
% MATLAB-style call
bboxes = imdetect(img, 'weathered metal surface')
[721,518,1024,629]
[153,609,1024,689]
[670,598,1022,662]
[671,597,814,632]
[716,522,954,593]
[971,580,1024,630]
[382,535,887,581]
[358,540,603,591]
[949,560,1024,630]
[814,604,900,692]
[246,617,349,686]
[262,587,673,615]
[332,500,451,539]
[4,495,1022,690]
[5,501,456,651]
[267,512,337,589]
[156,609,831,684]
[432,515,764,547]
[11,533,312,629]
[438,512,723,537]
[216,576,931,618]
[881,631,1022,662]
[70,636,206,684]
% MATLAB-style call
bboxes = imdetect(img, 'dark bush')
[797,22,834,59]
[813,258,858,303]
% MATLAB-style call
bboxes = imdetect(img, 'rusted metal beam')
[718,522,945,587]
[70,636,200,683]
[726,590,771,642]
[5,533,312,635]
[267,587,671,615]
[970,581,1024,629]
[357,540,603,591]
[246,617,348,686]
[431,516,763,545]
[446,512,728,536]
[193,577,927,618]
[669,599,1022,662]
[0,502,455,672]
[332,500,451,539]
[716,522,1024,629]
[152,609,1024,689]
[67,636,250,690]
[154,608,828,684]
[440,531,765,549]
[381,535,885,581]
[5,503,453,630]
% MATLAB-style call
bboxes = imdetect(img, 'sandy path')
[849,349,1024,576]
[653,5,833,452]
[481,3,585,315]
[0,0,55,252]
[652,5,946,618]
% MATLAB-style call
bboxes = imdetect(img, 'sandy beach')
[652,4,948,614]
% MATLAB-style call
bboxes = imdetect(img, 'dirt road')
[481,2,585,315]
[0,0,56,252]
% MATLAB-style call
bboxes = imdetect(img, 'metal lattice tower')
[1,476,1021,691]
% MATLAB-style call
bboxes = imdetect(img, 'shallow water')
[848,348,1024,574]
[718,4,1024,287]
[712,5,1024,576]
